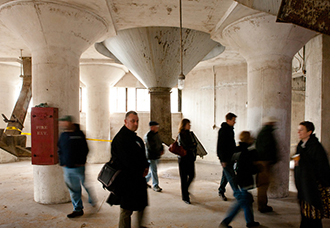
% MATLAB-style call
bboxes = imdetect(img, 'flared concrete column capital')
[0,0,108,54]
[221,12,316,60]
[148,87,172,94]
[80,63,127,86]
[100,27,223,88]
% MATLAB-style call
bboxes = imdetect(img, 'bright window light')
[137,88,150,111]
[127,88,136,111]
[109,87,178,113]
[171,88,178,113]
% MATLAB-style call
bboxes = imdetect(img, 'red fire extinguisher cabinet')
[31,107,59,165]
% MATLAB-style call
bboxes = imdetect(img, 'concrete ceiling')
[0,0,286,68]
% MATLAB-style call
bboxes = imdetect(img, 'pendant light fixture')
[178,0,185,90]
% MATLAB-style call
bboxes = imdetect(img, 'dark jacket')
[178,130,197,162]
[58,125,89,168]
[217,122,236,163]
[255,125,278,162]
[294,134,330,209]
[108,125,149,211]
[235,142,258,189]
[144,130,163,160]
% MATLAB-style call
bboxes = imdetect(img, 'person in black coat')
[294,121,330,228]
[177,118,197,204]
[219,131,260,228]
[108,111,149,228]
[217,112,237,201]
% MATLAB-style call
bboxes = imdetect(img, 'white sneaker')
[153,186,162,192]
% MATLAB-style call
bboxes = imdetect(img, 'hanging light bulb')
[178,72,185,90]
[178,0,185,90]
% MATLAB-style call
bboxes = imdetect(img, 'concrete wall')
[291,76,305,155]
[305,34,330,154]
[182,63,248,163]
[180,51,312,163]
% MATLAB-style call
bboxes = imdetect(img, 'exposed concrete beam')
[105,0,118,37]
[214,2,238,33]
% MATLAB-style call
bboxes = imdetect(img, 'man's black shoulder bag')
[97,161,121,192]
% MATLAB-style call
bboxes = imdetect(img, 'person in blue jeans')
[144,121,164,192]
[58,115,96,218]
[217,112,237,201]
[219,131,260,228]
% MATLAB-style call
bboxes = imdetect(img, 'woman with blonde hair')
[177,118,197,204]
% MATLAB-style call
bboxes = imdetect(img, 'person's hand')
[143,167,149,177]
[292,154,300,167]
[221,162,227,168]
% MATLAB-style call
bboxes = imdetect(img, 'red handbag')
[169,138,187,157]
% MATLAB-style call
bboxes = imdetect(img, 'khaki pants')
[119,207,145,228]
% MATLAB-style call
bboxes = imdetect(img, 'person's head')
[125,111,139,132]
[59,115,74,130]
[239,131,254,145]
[298,121,315,142]
[226,112,237,127]
[178,118,191,132]
[263,116,277,126]
[149,121,159,133]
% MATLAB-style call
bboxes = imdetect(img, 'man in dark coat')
[58,115,95,218]
[145,121,164,192]
[108,111,149,228]
[255,116,278,213]
[217,112,238,201]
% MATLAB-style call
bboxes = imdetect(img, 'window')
[136,88,150,111]
[127,88,136,111]
[110,87,126,113]
[171,88,178,113]
[79,87,82,112]
[110,87,178,113]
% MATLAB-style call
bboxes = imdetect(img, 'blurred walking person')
[219,131,260,228]
[58,115,96,218]
[255,116,278,213]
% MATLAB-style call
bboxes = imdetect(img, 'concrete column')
[0,1,107,204]
[0,64,21,163]
[80,64,126,163]
[305,34,330,153]
[221,13,315,198]
[149,87,172,145]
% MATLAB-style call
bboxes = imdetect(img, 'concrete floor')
[1,159,330,228]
